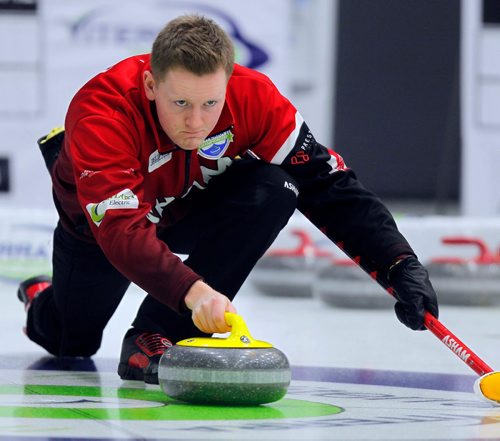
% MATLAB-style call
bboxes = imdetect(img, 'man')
[18,15,438,385]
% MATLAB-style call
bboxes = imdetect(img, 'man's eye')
[205,100,217,107]
[175,100,188,107]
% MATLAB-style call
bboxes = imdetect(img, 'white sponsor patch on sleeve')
[86,188,139,226]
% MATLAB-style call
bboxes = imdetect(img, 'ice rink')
[2,275,500,440]
[1,0,500,439]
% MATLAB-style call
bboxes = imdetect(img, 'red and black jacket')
[50,54,414,312]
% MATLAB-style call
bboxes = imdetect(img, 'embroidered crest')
[198,129,234,160]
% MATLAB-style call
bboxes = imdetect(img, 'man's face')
[144,66,228,151]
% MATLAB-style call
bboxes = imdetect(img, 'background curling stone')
[158,312,291,406]
[250,228,331,297]
[426,236,500,306]
[313,259,393,309]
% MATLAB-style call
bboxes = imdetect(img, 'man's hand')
[184,280,237,334]
[388,255,439,330]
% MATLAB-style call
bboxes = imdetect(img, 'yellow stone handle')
[222,312,272,347]
[176,312,273,348]
[224,312,251,335]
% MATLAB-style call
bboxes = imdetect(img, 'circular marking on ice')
[0,385,343,421]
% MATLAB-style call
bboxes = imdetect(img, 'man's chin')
[177,141,202,151]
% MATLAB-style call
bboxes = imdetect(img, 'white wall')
[461,0,500,215]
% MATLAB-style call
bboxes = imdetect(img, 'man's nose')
[185,107,204,129]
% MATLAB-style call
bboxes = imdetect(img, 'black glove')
[388,255,439,330]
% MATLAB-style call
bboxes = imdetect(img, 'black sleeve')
[279,122,415,286]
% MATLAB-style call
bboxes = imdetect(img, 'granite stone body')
[158,345,291,405]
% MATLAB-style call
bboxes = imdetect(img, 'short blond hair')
[151,15,234,81]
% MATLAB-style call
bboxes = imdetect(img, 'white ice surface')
[3,278,500,377]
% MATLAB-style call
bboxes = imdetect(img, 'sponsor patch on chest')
[148,150,172,173]
[198,129,234,160]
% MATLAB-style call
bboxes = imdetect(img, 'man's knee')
[249,163,299,221]
[57,329,103,357]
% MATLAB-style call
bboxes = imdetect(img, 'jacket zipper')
[181,150,192,196]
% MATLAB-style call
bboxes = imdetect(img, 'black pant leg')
[27,223,131,356]
[132,159,298,341]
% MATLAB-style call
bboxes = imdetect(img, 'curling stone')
[426,237,500,306]
[313,259,392,309]
[158,312,291,406]
[251,229,331,297]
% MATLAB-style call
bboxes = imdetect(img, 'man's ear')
[143,70,156,101]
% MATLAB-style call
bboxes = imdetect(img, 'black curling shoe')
[118,329,173,384]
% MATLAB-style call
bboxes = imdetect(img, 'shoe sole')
[117,362,144,381]
[117,363,159,385]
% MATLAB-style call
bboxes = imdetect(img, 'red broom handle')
[424,311,493,377]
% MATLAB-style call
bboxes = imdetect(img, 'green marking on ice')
[0,385,343,421]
